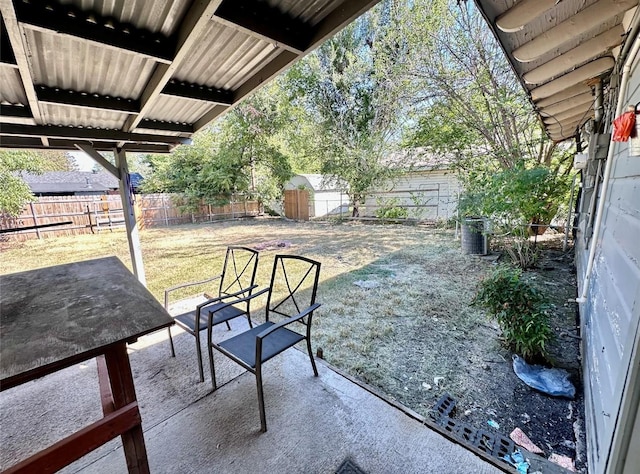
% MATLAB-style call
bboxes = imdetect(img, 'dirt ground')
[303,221,585,471]
[1,218,585,470]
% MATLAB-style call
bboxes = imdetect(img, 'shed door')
[284,190,310,220]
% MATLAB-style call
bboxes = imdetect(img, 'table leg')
[103,343,150,474]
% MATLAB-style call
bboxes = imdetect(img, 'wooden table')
[0,257,173,474]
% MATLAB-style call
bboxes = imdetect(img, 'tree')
[282,1,447,215]
[0,150,74,220]
[400,1,573,232]
[142,85,293,210]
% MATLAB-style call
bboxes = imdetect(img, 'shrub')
[375,198,409,219]
[473,265,553,362]
[505,239,540,269]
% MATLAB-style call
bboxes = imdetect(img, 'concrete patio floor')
[0,317,505,474]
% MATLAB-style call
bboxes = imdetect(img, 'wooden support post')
[103,344,150,474]
[115,148,146,285]
[29,202,41,239]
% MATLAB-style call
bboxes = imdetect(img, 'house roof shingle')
[20,171,119,194]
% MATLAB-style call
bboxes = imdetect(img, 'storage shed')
[364,152,460,221]
[284,174,349,219]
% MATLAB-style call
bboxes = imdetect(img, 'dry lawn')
[1,217,583,465]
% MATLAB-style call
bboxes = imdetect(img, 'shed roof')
[0,0,381,152]
[20,171,119,193]
[287,174,342,191]
[473,0,639,142]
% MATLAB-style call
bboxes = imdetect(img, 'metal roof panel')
[40,103,130,130]
[24,28,156,99]
[145,95,214,124]
[0,66,27,104]
[58,0,191,35]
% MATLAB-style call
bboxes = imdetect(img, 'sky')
[70,151,96,171]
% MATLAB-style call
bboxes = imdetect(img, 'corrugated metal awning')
[0,0,382,152]
[473,0,639,142]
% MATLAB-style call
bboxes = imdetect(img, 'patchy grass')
[1,218,583,465]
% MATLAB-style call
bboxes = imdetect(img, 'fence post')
[87,205,95,233]
[29,202,41,239]
[162,195,169,226]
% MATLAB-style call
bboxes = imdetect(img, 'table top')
[0,257,173,390]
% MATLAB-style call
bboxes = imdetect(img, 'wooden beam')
[531,57,615,101]
[539,91,594,117]
[1,123,192,145]
[0,136,172,152]
[123,0,225,133]
[496,0,556,33]
[523,26,625,85]
[161,80,233,105]
[0,103,31,117]
[13,0,176,63]
[2,402,140,474]
[513,0,636,63]
[137,119,193,133]
[213,0,312,54]
[75,143,120,179]
[36,85,140,113]
[115,149,146,285]
[0,0,44,125]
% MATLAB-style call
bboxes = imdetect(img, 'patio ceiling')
[473,0,639,142]
[0,0,381,153]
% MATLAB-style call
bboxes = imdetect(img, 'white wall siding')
[576,51,640,474]
[364,170,460,220]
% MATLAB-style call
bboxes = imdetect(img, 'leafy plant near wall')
[459,165,570,237]
[375,198,409,219]
[473,265,553,362]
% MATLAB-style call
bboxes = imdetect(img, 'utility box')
[461,217,489,255]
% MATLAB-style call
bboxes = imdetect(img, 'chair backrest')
[218,246,259,298]
[266,255,321,325]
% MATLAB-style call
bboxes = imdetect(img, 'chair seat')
[217,322,305,368]
[174,304,246,332]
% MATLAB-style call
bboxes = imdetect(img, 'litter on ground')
[510,427,544,454]
[512,355,576,398]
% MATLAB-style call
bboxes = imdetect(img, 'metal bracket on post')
[114,148,146,285]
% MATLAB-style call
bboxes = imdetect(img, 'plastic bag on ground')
[512,355,575,399]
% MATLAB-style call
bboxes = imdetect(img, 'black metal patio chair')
[164,246,259,382]
[207,254,321,432]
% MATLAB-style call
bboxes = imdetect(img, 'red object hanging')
[612,109,636,142]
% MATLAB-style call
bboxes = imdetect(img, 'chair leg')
[208,341,217,390]
[225,321,231,331]
[256,367,267,432]
[306,338,318,377]
[195,332,204,383]
[167,327,175,357]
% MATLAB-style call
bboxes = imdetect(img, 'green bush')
[375,198,409,219]
[473,265,553,361]
[459,165,569,237]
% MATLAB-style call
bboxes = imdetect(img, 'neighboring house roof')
[20,171,119,194]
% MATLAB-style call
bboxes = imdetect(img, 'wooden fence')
[2,194,260,241]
